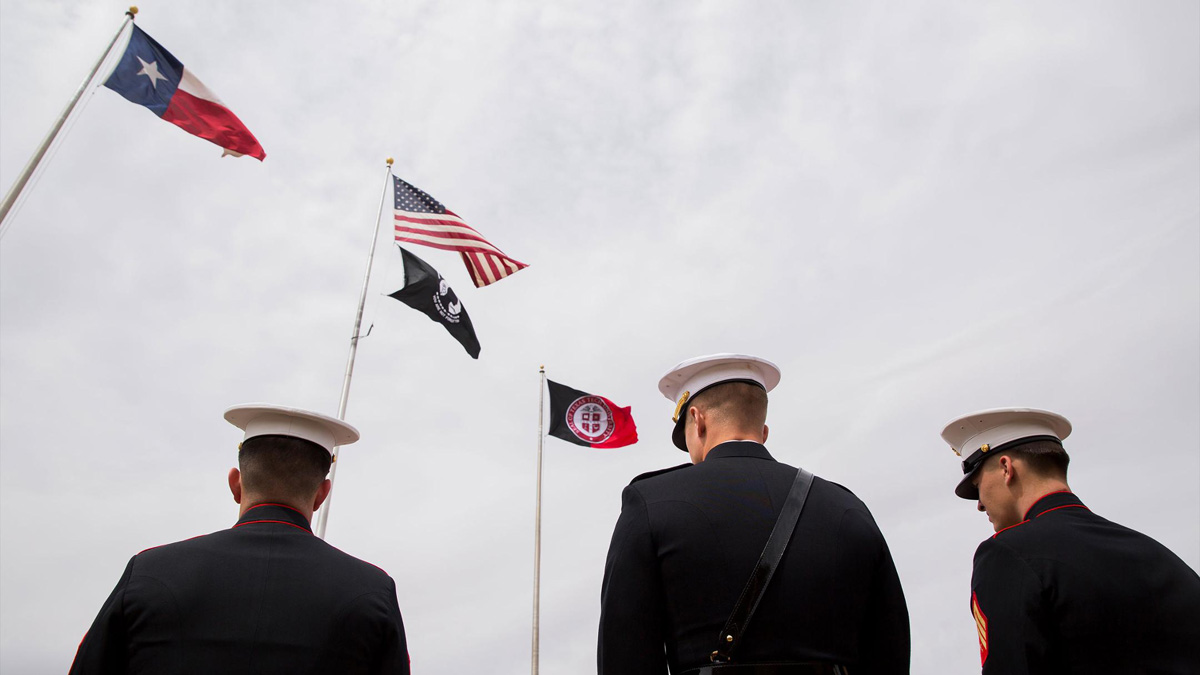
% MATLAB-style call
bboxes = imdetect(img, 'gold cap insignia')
[672,391,691,423]
[981,443,990,453]
[951,444,961,457]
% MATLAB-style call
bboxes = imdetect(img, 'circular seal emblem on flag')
[566,395,615,444]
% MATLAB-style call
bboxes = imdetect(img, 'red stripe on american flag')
[394,213,474,231]
[394,224,501,249]
[396,235,506,258]
[462,252,484,287]
[483,252,503,285]
[467,251,494,287]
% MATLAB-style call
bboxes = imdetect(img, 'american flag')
[393,176,528,288]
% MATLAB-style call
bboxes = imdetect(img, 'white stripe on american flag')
[475,252,498,286]
[395,230,505,256]
[467,255,485,287]
[394,212,470,228]
[482,251,502,285]
[394,221,497,246]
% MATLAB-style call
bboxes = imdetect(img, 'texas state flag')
[104,25,265,160]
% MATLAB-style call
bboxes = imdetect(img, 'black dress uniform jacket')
[971,491,1200,674]
[69,503,409,675]
[598,441,910,674]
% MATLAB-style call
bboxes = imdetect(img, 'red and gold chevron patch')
[972,591,988,665]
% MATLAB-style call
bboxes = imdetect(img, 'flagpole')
[0,7,137,229]
[315,157,394,540]
[531,365,545,675]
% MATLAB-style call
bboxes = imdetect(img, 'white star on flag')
[135,56,167,89]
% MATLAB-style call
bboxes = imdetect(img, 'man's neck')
[239,498,314,522]
[1014,480,1071,519]
[695,431,765,463]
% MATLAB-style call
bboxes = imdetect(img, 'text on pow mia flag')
[547,380,638,449]
[389,246,481,359]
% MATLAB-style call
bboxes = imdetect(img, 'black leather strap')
[686,663,847,675]
[711,467,815,664]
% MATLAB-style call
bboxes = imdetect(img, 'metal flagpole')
[531,366,546,675]
[315,157,394,540]
[0,7,138,229]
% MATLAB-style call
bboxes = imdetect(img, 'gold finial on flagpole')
[128,6,138,16]
[386,157,394,166]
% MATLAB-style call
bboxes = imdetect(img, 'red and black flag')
[388,246,481,359]
[547,380,637,448]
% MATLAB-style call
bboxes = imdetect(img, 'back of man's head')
[1007,439,1070,481]
[690,381,768,434]
[238,435,332,504]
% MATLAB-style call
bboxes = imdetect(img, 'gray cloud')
[2,1,1197,673]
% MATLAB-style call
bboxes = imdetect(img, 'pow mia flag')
[389,246,481,359]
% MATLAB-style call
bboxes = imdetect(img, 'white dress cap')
[658,354,781,451]
[224,404,360,456]
[941,407,1072,499]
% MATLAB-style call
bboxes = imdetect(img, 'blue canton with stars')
[394,176,449,215]
[104,25,183,117]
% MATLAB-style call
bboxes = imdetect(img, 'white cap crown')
[659,353,781,408]
[224,404,360,455]
[941,407,1071,457]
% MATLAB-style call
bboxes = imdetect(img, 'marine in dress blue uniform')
[599,355,910,675]
[944,408,1200,674]
[69,405,410,675]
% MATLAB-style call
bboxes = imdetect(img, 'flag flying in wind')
[389,247,481,359]
[104,25,266,160]
[547,380,638,448]
[392,176,527,288]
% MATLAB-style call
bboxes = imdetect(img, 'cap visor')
[672,418,687,452]
[955,472,980,500]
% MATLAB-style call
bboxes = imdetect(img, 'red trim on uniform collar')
[1021,490,1075,520]
[235,503,314,533]
[1035,504,1089,517]
[993,491,1088,538]
[245,502,306,516]
[991,520,1029,538]
[234,518,312,532]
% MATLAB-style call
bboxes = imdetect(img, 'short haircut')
[1004,439,1070,480]
[238,435,332,502]
[688,381,768,431]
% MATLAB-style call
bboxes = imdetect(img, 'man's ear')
[312,478,333,512]
[228,468,243,504]
[689,406,706,439]
[762,424,769,443]
[1000,456,1015,485]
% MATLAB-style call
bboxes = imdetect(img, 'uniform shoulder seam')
[629,463,690,485]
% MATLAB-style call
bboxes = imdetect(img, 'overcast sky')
[1,1,1197,673]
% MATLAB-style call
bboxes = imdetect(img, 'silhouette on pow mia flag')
[389,246,481,359]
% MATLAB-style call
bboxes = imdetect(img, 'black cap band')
[960,435,1062,475]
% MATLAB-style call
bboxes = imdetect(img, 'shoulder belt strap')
[712,467,816,664]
